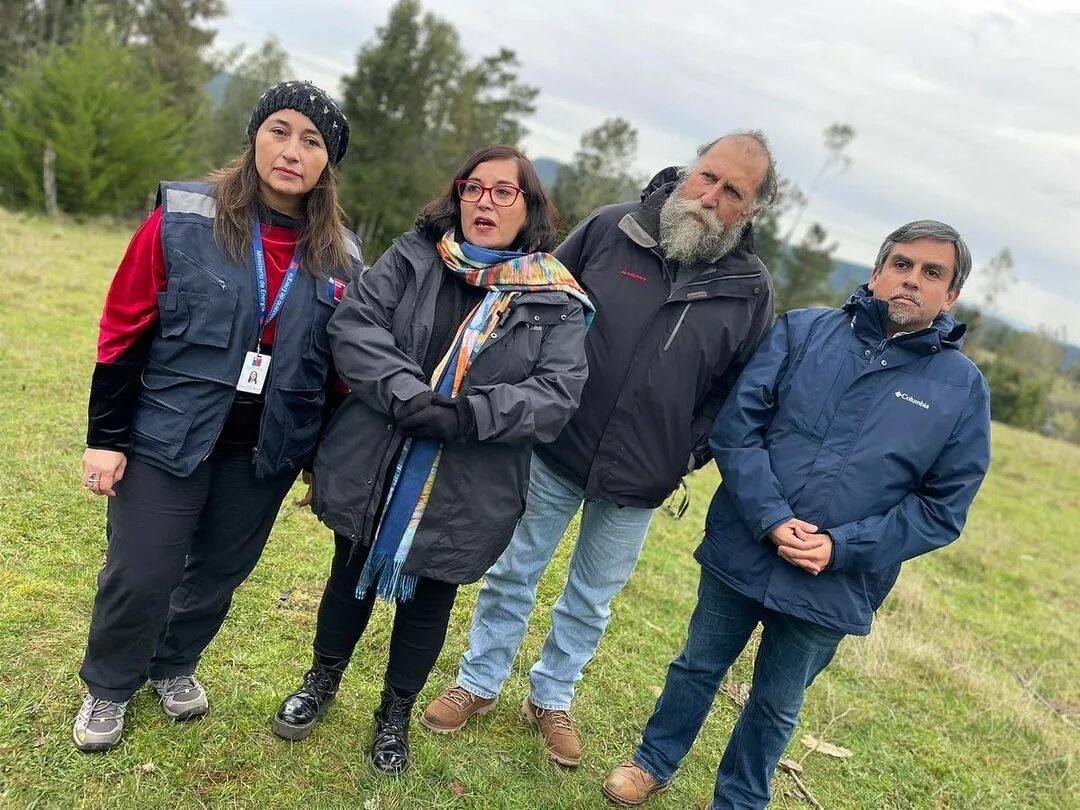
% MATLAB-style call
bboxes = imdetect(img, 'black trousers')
[80,449,296,701]
[313,533,458,694]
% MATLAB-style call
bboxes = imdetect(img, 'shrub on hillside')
[981,355,1053,431]
[0,22,195,216]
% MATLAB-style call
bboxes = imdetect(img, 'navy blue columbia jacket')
[697,286,992,635]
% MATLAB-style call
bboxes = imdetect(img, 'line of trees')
[955,249,1077,438]
[0,0,842,277]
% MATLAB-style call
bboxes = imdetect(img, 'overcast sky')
[217,0,1079,340]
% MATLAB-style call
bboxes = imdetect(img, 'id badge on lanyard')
[236,221,300,394]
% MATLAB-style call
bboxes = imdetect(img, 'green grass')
[1,207,1077,809]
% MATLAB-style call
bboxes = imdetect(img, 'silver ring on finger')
[85,473,100,489]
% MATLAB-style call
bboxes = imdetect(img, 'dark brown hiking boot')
[420,685,496,734]
[521,696,581,767]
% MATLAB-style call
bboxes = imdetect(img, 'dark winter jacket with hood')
[311,229,589,584]
[540,168,776,507]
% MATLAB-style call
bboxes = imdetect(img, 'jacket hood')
[640,166,683,201]
[398,227,440,266]
[844,284,967,349]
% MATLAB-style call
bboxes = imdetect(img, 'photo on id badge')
[237,351,270,394]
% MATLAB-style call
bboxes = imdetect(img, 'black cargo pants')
[79,448,296,701]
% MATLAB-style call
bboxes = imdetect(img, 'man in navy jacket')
[604,220,992,809]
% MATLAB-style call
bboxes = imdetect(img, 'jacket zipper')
[202,254,269,463]
[174,247,228,290]
[663,303,692,351]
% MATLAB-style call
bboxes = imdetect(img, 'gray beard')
[886,293,928,328]
[887,305,920,327]
[658,191,747,265]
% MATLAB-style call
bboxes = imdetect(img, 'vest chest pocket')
[157,287,237,349]
[158,251,239,348]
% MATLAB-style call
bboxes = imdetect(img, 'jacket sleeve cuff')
[86,361,143,452]
[758,507,796,542]
[826,525,850,571]
[388,373,430,410]
[456,397,477,441]
[466,393,493,441]
[689,413,715,468]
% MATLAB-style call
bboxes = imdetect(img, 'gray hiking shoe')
[72,694,129,752]
[150,675,208,721]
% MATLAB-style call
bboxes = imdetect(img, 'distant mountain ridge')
[532,157,562,188]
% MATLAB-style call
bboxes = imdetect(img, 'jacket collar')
[618,166,758,269]
[843,285,966,354]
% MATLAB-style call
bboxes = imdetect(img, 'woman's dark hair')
[416,145,559,253]
[208,143,350,278]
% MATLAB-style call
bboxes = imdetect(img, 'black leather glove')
[398,394,476,441]
[392,390,433,423]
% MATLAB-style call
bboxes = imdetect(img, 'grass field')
[1,208,1077,809]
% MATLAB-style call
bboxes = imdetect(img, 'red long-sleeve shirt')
[97,207,299,362]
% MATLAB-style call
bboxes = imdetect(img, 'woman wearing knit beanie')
[72,81,361,753]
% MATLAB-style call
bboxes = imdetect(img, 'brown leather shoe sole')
[600,779,669,807]
[419,699,496,735]
[520,699,581,767]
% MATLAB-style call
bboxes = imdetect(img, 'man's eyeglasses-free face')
[455,179,523,207]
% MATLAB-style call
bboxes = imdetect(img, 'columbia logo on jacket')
[894,390,930,410]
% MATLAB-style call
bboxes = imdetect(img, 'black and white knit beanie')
[247,80,350,166]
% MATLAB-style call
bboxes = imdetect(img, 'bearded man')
[422,132,779,767]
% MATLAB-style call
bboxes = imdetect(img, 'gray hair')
[693,130,779,212]
[874,220,972,292]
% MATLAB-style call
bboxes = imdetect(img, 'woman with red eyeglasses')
[271,145,593,774]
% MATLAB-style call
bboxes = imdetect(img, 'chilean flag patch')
[329,278,347,302]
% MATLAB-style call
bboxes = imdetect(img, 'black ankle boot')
[272,654,348,741]
[370,685,418,775]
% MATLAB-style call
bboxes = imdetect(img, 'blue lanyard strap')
[252,220,301,344]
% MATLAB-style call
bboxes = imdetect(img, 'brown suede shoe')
[601,762,669,806]
[420,686,496,734]
[520,697,581,767]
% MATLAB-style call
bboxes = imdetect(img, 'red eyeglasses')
[455,179,523,207]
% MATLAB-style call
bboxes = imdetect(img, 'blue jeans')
[457,453,654,710]
[634,567,845,810]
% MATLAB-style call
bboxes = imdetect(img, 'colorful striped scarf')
[356,232,593,602]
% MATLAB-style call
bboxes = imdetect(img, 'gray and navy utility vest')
[129,181,362,479]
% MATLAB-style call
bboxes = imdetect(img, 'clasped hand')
[768,518,832,576]
[393,390,470,442]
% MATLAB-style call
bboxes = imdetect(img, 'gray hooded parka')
[311,230,588,584]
